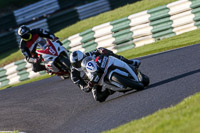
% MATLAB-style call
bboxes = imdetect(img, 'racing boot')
[119,56,141,68]
[92,87,115,102]
[107,89,115,95]
[99,89,115,102]
[45,69,53,75]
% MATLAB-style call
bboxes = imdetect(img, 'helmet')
[18,25,32,41]
[70,50,85,71]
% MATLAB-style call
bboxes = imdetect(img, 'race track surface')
[0,44,200,133]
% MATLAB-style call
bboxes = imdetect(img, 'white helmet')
[70,50,85,71]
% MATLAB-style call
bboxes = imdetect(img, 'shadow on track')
[105,69,200,102]
[148,69,200,89]
[106,90,138,102]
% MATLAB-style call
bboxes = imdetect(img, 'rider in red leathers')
[18,25,60,73]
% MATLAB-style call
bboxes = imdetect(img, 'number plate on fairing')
[86,60,97,72]
[49,46,56,55]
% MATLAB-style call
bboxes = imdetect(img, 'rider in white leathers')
[70,47,141,102]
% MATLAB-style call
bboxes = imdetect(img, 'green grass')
[55,0,177,39]
[103,92,200,133]
[0,49,23,67]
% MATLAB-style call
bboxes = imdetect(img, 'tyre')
[58,54,71,71]
[141,73,150,87]
[111,73,144,91]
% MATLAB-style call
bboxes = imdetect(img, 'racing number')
[49,46,56,55]
[87,62,94,71]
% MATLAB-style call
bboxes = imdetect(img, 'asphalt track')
[1,44,200,133]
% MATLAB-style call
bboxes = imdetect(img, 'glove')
[82,81,94,92]
[88,81,94,88]
[28,57,42,64]
[53,37,63,46]
[53,37,59,42]
[81,85,92,93]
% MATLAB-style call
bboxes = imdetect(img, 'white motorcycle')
[36,38,71,79]
[81,55,149,92]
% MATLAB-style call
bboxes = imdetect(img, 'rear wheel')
[111,73,144,91]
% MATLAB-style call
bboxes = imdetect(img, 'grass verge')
[103,92,200,133]
[0,49,23,67]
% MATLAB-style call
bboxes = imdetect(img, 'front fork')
[136,69,143,82]
[54,58,66,72]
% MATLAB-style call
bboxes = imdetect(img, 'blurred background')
[0,0,139,55]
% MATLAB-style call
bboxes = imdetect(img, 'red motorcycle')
[36,38,71,79]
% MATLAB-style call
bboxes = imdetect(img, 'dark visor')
[21,33,31,39]
[72,61,81,69]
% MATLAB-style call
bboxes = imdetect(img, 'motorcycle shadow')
[105,89,142,102]
[105,68,200,102]
[147,68,200,89]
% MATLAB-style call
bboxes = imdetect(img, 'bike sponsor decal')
[101,56,108,68]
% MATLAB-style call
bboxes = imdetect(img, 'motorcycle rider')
[70,48,141,102]
[18,25,61,73]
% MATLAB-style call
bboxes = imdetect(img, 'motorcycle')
[36,38,71,79]
[81,55,149,93]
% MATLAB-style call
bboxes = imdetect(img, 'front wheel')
[111,73,144,91]
[140,72,150,87]
[58,54,71,72]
